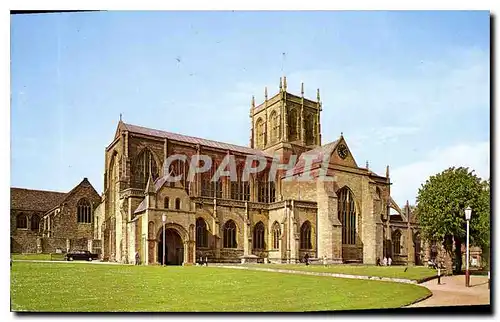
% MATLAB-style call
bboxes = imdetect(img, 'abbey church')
[11,78,427,266]
[93,78,423,266]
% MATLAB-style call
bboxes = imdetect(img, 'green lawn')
[244,264,437,281]
[11,262,430,312]
[12,253,65,261]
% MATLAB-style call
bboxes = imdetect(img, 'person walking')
[304,253,310,266]
[382,257,388,266]
[135,251,140,265]
[388,257,392,266]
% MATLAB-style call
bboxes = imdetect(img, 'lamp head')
[465,206,472,221]
[162,214,166,223]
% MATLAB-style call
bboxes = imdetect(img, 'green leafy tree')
[416,167,490,273]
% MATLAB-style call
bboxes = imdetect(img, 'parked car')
[65,250,99,262]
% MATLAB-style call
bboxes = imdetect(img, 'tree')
[416,167,490,273]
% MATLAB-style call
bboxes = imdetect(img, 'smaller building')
[10,178,101,255]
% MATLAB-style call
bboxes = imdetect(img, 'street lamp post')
[464,206,472,287]
[162,214,166,266]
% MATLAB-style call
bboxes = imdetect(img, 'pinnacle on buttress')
[386,165,390,178]
[264,87,268,101]
[301,82,304,97]
[317,88,320,102]
[145,172,155,195]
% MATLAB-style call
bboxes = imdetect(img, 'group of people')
[376,256,393,266]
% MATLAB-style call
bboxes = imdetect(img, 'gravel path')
[407,275,490,307]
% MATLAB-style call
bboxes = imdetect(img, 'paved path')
[220,265,417,284]
[408,275,490,307]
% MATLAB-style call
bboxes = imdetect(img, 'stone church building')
[96,78,424,266]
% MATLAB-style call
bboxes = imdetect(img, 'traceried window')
[169,158,188,189]
[134,148,159,189]
[31,214,40,231]
[258,171,276,203]
[392,230,402,255]
[272,221,281,249]
[77,198,92,223]
[255,118,265,148]
[230,164,250,201]
[253,221,265,250]
[300,221,312,250]
[287,108,298,141]
[196,217,208,248]
[338,187,356,245]
[16,213,27,229]
[201,162,223,198]
[223,220,237,248]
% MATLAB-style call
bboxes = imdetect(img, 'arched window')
[305,113,315,145]
[272,221,281,249]
[196,217,208,248]
[77,198,92,223]
[223,220,237,248]
[164,197,169,209]
[231,164,250,201]
[31,214,40,231]
[255,118,265,148]
[175,198,181,210]
[338,187,356,245]
[288,109,298,141]
[270,111,280,143]
[201,162,222,198]
[133,148,159,189]
[258,171,275,203]
[392,230,402,255]
[16,213,27,229]
[169,158,188,188]
[253,221,265,250]
[300,221,312,250]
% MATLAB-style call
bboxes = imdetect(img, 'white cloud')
[391,141,490,206]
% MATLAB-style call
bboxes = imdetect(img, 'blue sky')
[10,11,490,206]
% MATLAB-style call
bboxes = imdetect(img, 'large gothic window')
[31,214,40,231]
[258,171,276,203]
[168,158,189,189]
[392,230,402,255]
[300,221,312,250]
[253,221,265,250]
[16,213,27,229]
[223,220,237,248]
[231,165,250,201]
[77,198,92,223]
[201,162,222,198]
[272,221,281,249]
[338,187,356,245]
[270,111,280,143]
[287,108,298,141]
[305,113,315,145]
[196,217,208,248]
[134,148,159,189]
[255,118,265,148]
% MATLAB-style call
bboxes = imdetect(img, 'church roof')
[11,178,100,213]
[290,140,339,175]
[122,122,271,157]
[11,188,67,212]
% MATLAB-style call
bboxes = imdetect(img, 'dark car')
[65,250,99,261]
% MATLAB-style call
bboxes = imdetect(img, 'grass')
[10,262,430,312]
[12,253,65,261]
[243,264,438,281]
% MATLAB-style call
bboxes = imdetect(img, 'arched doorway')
[157,228,184,265]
